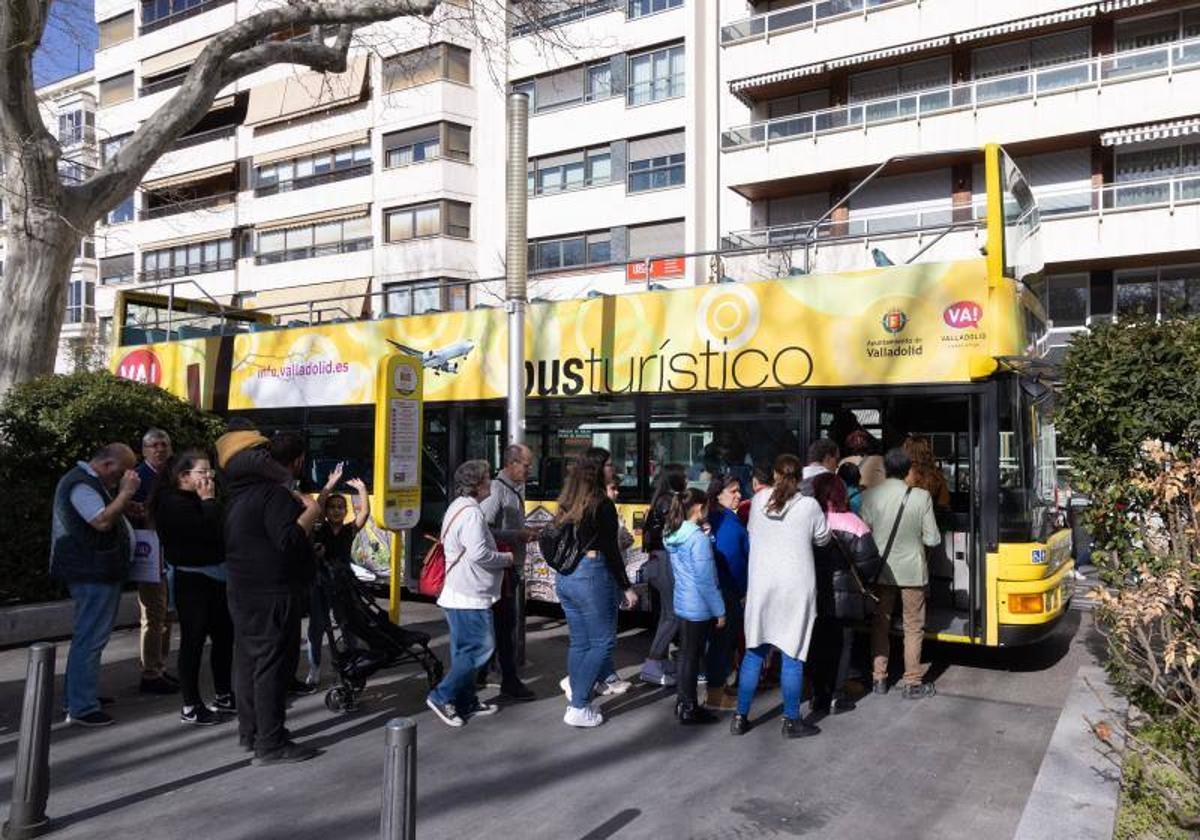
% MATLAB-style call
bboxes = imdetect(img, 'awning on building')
[1102,117,1200,146]
[826,36,952,69]
[141,230,233,251]
[1098,0,1161,11]
[245,55,369,128]
[255,203,371,232]
[955,5,1099,43]
[254,130,370,166]
[141,37,214,77]
[142,163,235,192]
[730,61,827,95]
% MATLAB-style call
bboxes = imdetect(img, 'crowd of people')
[426,431,948,736]
[48,417,949,755]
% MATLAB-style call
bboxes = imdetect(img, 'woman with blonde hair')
[903,435,950,509]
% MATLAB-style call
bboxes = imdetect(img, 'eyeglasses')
[187,469,216,478]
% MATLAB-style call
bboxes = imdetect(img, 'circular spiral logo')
[695,285,761,351]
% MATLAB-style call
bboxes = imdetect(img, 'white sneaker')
[563,704,604,728]
[559,676,572,703]
[466,700,499,718]
[600,675,633,696]
[305,666,320,687]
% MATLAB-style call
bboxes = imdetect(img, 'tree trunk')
[0,213,82,394]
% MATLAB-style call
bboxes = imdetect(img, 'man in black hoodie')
[218,430,321,765]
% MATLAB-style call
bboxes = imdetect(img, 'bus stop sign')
[373,353,423,531]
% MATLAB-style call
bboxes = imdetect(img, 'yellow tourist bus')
[109,145,1072,647]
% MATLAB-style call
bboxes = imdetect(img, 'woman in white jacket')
[425,460,513,728]
[732,454,830,740]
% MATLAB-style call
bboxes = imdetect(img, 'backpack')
[537,517,589,576]
[418,505,469,597]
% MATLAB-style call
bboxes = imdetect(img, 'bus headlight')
[1009,593,1045,614]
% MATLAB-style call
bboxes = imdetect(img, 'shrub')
[0,371,223,604]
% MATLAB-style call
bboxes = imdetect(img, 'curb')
[0,592,142,648]
[1013,662,1126,840]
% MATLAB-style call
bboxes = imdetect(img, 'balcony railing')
[722,36,1200,150]
[626,74,685,106]
[140,0,235,34]
[511,0,620,37]
[254,164,372,197]
[170,124,237,152]
[140,74,187,97]
[723,173,1200,249]
[137,259,235,285]
[255,237,373,266]
[140,191,236,220]
[721,0,909,45]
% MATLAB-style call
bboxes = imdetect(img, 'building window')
[384,279,464,316]
[511,0,619,37]
[101,133,131,165]
[66,280,95,324]
[98,11,134,49]
[100,254,135,286]
[142,237,235,281]
[98,72,135,107]
[98,316,113,345]
[1116,265,1200,321]
[513,59,617,114]
[255,142,371,196]
[627,131,684,192]
[382,122,471,168]
[140,0,235,33]
[627,44,685,106]
[58,110,94,145]
[385,200,470,242]
[256,215,372,265]
[528,145,612,195]
[1115,8,1200,51]
[850,56,949,104]
[80,238,96,259]
[1043,274,1088,327]
[382,43,470,93]
[627,0,682,19]
[628,218,685,260]
[528,230,612,272]
[107,196,135,226]
[58,160,87,185]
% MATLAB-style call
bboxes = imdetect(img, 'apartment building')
[0,70,101,373]
[30,0,1200,358]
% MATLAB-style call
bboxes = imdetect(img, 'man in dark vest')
[50,443,140,727]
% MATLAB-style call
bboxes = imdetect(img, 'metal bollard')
[379,717,416,840]
[3,643,56,840]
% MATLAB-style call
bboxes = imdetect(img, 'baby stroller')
[317,557,443,713]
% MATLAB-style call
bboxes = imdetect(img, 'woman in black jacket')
[637,463,687,686]
[151,451,233,726]
[808,473,883,716]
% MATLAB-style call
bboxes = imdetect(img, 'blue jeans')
[65,581,123,717]
[736,643,805,720]
[555,555,620,709]
[429,608,495,712]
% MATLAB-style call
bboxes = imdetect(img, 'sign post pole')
[374,353,424,625]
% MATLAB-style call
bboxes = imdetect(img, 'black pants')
[228,586,303,753]
[809,616,855,701]
[481,582,520,688]
[642,553,678,660]
[676,619,711,706]
[174,570,233,708]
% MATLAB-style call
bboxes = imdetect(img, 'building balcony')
[134,198,238,246]
[721,0,911,46]
[253,164,372,198]
[722,37,1200,188]
[140,0,236,35]
[140,190,236,221]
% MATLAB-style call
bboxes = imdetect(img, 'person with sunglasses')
[150,451,235,726]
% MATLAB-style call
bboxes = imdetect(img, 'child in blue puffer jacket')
[664,487,725,725]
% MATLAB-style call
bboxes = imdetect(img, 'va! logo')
[117,349,162,386]
[881,309,908,334]
[943,301,983,329]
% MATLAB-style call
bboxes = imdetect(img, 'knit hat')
[215,430,269,469]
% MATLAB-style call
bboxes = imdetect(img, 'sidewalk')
[0,601,1098,840]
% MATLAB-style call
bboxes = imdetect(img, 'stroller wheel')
[325,686,352,713]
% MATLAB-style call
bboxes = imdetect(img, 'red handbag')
[418,506,469,597]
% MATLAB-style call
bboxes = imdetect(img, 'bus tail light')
[1009,593,1045,614]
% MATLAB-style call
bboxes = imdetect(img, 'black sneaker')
[810,695,832,716]
[214,693,236,714]
[872,679,889,696]
[832,697,857,715]
[499,681,536,702]
[677,704,720,726]
[902,683,936,700]
[425,695,465,728]
[730,714,750,736]
[67,710,114,728]
[287,679,316,696]
[139,675,178,695]
[181,705,219,726]
[252,741,318,766]
[781,718,820,739]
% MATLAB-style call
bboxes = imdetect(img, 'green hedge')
[0,372,223,605]
[1056,318,1200,582]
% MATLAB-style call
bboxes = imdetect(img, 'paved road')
[0,600,1098,840]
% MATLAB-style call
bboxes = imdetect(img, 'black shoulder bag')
[879,487,914,565]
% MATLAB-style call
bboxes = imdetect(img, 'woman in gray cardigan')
[731,454,831,740]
